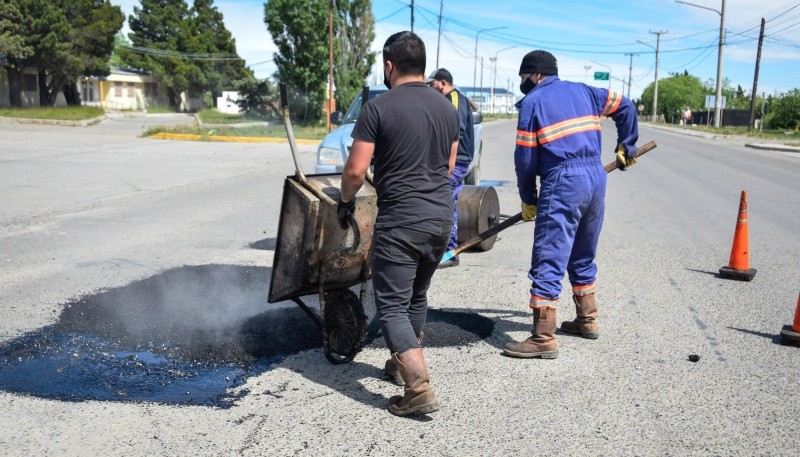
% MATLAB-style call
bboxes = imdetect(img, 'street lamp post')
[473,27,507,108]
[491,46,516,114]
[676,0,726,128]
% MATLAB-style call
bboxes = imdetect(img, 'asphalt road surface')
[1,114,798,455]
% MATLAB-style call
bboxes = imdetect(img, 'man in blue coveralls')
[503,50,639,359]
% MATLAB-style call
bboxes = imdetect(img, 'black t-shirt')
[351,81,459,228]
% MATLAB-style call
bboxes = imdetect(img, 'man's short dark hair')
[383,31,426,77]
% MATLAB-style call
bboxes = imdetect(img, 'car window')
[342,89,386,123]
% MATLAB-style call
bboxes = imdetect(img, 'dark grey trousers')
[371,219,451,353]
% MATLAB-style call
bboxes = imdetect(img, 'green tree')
[0,0,67,107]
[264,0,329,123]
[640,71,706,121]
[235,76,280,118]
[109,32,131,68]
[126,0,207,110]
[189,0,252,107]
[38,0,124,106]
[0,0,32,58]
[333,0,375,111]
[766,89,800,130]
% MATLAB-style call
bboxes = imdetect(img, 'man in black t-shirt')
[339,31,459,417]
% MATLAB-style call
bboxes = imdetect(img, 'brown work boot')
[503,306,559,358]
[387,348,440,416]
[383,332,424,386]
[561,288,600,339]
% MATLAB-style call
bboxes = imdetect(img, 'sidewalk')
[642,122,800,153]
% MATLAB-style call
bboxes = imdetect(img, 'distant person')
[338,31,459,416]
[425,68,475,269]
[682,107,692,128]
[503,50,639,359]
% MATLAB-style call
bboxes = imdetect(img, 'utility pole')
[640,30,666,122]
[625,52,637,99]
[327,0,334,132]
[748,18,765,130]
[410,0,414,32]
[435,0,443,68]
[650,30,666,122]
[676,0,726,128]
[583,65,591,84]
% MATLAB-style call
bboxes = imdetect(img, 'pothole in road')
[0,264,496,408]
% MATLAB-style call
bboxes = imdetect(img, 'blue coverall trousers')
[529,158,607,302]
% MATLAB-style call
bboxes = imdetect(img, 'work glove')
[521,202,537,221]
[616,144,637,171]
[337,198,355,230]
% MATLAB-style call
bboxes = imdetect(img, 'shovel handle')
[603,140,657,173]
[441,140,658,264]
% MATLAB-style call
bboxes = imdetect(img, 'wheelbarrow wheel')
[322,288,367,364]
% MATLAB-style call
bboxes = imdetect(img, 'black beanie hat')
[519,50,558,76]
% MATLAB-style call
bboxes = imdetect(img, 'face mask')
[383,64,392,89]
[520,76,536,95]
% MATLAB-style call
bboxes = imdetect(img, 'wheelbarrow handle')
[345,212,361,253]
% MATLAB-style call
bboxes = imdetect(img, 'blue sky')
[111,0,800,101]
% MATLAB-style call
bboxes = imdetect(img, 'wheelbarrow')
[268,83,377,364]
[267,84,507,364]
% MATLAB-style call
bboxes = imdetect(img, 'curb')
[744,143,800,153]
[150,132,320,145]
[0,115,105,127]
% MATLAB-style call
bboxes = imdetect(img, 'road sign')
[594,72,609,81]
[704,95,727,109]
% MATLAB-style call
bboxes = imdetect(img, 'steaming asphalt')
[1,114,799,455]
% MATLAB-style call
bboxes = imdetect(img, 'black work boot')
[561,289,600,339]
[503,306,559,359]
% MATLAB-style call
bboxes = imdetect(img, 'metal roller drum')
[456,185,500,252]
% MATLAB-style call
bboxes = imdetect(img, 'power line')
[120,44,242,60]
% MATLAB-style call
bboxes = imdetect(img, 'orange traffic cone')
[719,190,757,281]
[780,291,800,347]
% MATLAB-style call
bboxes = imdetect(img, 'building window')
[23,74,37,91]
[127,82,135,97]
[114,81,122,97]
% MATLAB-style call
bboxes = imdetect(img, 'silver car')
[315,85,485,184]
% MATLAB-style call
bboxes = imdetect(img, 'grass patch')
[143,123,329,141]
[0,106,104,120]
[196,108,275,124]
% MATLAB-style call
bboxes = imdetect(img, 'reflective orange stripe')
[516,129,537,147]
[572,283,597,296]
[602,90,622,116]
[536,115,601,145]
[529,295,558,308]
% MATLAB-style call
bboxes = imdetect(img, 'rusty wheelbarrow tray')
[268,173,376,364]
[268,83,377,364]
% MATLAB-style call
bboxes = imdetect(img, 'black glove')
[337,198,355,230]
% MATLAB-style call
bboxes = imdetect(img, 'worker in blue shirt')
[426,68,475,269]
[503,50,639,359]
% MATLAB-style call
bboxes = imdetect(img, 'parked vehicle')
[315,85,484,184]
